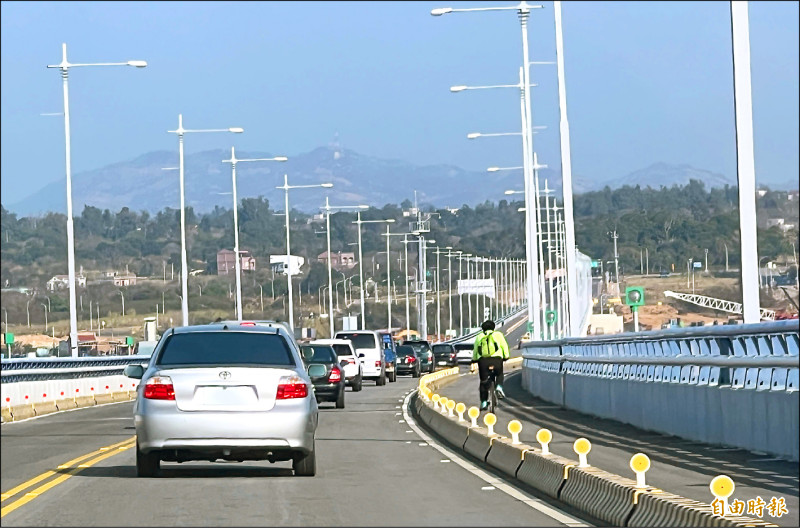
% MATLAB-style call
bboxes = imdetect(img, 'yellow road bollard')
[710,475,735,516]
[484,412,497,436]
[446,399,456,417]
[508,420,522,445]
[467,406,480,428]
[432,394,441,410]
[630,453,651,488]
[573,438,592,467]
[439,397,449,414]
[455,402,466,422]
[536,428,552,455]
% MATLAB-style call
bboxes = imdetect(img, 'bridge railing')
[520,319,799,460]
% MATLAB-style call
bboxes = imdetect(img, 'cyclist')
[472,319,510,410]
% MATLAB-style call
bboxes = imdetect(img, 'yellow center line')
[0,436,135,508]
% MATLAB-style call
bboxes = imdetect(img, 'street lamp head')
[386,219,396,223]
[450,85,467,93]
[274,156,289,162]
[431,7,452,16]
[321,183,334,188]
[228,127,244,133]
[127,60,148,68]
[487,167,500,172]
[467,133,481,139]
[504,190,516,195]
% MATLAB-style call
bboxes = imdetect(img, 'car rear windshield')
[335,333,377,350]
[332,344,354,357]
[301,345,337,363]
[157,332,295,367]
[396,346,415,356]
[432,345,452,355]
[404,342,431,354]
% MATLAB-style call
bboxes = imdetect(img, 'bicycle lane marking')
[402,389,589,527]
[1,436,136,517]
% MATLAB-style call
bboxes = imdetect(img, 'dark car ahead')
[301,344,346,409]
[395,345,421,377]
[432,343,457,369]
[401,340,434,373]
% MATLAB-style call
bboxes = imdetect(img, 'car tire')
[335,387,345,409]
[389,369,397,383]
[376,372,386,386]
[353,374,363,392]
[293,444,316,477]
[412,368,420,378]
[136,442,160,478]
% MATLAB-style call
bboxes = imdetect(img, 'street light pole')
[223,147,287,322]
[352,213,395,330]
[116,290,125,317]
[168,116,243,327]
[277,176,333,332]
[48,43,146,357]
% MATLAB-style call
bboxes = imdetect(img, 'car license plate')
[438,361,448,365]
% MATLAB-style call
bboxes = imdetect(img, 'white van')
[334,330,387,386]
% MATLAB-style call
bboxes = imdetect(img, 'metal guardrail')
[1,355,148,383]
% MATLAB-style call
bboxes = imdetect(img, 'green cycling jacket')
[472,330,510,361]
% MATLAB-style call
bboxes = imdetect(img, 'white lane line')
[402,390,589,528]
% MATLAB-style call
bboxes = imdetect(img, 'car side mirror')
[307,364,326,377]
[123,364,144,379]
[358,353,365,358]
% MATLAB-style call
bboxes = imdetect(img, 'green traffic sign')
[624,286,645,309]
[591,260,599,269]
[125,336,134,346]
[3,332,14,345]
[526,321,535,333]
[545,310,558,324]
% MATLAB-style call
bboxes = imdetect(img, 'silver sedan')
[124,324,320,477]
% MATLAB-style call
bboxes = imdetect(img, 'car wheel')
[353,374,363,392]
[335,386,345,409]
[412,367,420,378]
[376,372,386,386]
[136,441,160,478]
[389,369,397,383]
[293,444,316,477]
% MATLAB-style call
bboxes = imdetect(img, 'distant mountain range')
[6,148,796,216]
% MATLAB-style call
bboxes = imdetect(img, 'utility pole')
[609,229,620,295]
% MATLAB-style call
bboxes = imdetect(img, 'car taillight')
[450,353,456,359]
[144,376,175,400]
[276,375,309,399]
[375,361,381,367]
[240,321,256,326]
[408,357,416,363]
[329,367,342,383]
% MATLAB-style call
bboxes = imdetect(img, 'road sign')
[2,333,13,345]
[527,321,535,333]
[591,260,599,268]
[693,261,702,269]
[624,286,645,310]
[545,310,557,325]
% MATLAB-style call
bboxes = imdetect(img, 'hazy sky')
[1,1,798,204]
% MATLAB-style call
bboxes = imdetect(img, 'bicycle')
[485,364,499,413]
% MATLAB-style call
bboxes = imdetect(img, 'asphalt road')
[1,318,589,527]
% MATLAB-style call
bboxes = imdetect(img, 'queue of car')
[124,320,470,478]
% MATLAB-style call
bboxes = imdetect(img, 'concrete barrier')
[93,393,114,405]
[428,412,469,449]
[627,489,777,527]
[56,398,78,410]
[33,401,58,416]
[463,426,495,462]
[1,407,12,422]
[516,450,574,499]
[485,437,531,477]
[112,391,130,402]
[558,466,639,526]
[9,404,35,421]
[75,395,96,408]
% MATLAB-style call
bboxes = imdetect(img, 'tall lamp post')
[223,147,287,321]
[168,115,243,327]
[48,43,147,357]
[277,176,333,332]
[352,213,395,329]
[322,200,367,336]
[433,1,544,339]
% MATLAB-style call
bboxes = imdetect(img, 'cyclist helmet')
[481,319,495,331]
